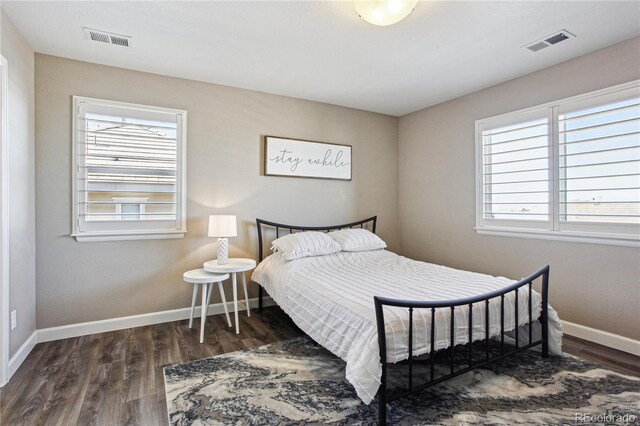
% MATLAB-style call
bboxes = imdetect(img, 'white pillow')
[271,231,341,261]
[328,228,387,252]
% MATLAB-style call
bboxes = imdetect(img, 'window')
[72,97,187,241]
[476,81,639,247]
[112,197,148,221]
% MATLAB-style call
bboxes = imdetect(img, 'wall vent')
[523,30,574,52]
[84,28,131,47]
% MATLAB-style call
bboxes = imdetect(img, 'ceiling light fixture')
[355,0,418,26]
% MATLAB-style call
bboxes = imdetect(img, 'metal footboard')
[374,265,550,425]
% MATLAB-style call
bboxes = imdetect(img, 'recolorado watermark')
[575,412,638,423]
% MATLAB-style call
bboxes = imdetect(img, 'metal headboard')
[256,216,377,262]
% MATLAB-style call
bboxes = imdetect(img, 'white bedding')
[251,249,563,405]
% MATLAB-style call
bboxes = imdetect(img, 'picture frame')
[263,136,352,181]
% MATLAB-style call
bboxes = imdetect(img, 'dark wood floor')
[561,333,640,378]
[0,308,301,426]
[1,307,638,425]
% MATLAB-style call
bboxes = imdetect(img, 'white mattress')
[251,249,562,405]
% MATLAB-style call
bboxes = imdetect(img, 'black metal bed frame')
[255,216,550,425]
[256,216,377,310]
[375,265,549,424]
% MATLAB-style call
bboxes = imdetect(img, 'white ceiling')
[2,1,639,116]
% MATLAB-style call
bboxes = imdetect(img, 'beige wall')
[399,37,640,340]
[0,10,36,357]
[31,35,640,340]
[35,54,399,328]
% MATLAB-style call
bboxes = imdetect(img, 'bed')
[252,216,562,424]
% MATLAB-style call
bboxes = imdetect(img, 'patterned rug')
[164,337,640,425]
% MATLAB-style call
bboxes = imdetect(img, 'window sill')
[72,230,186,242]
[475,227,639,248]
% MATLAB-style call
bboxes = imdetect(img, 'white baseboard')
[7,303,633,388]
[7,331,37,380]
[37,296,276,343]
[562,320,640,356]
[2,297,276,385]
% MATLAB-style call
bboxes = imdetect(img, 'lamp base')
[217,238,229,265]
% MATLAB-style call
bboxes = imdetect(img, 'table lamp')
[208,215,237,265]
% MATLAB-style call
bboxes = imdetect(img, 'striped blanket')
[252,249,563,404]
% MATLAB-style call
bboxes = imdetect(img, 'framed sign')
[264,136,352,181]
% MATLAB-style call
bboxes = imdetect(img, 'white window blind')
[72,97,187,242]
[558,90,640,228]
[480,112,550,228]
[476,81,640,246]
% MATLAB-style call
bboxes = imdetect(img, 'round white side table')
[183,269,230,343]
[203,258,257,334]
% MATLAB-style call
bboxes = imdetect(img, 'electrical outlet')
[10,310,16,330]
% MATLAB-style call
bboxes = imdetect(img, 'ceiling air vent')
[84,27,131,47]
[523,30,574,53]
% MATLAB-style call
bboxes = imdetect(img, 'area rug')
[164,337,640,425]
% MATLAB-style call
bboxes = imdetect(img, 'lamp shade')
[355,0,418,26]
[208,215,237,238]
